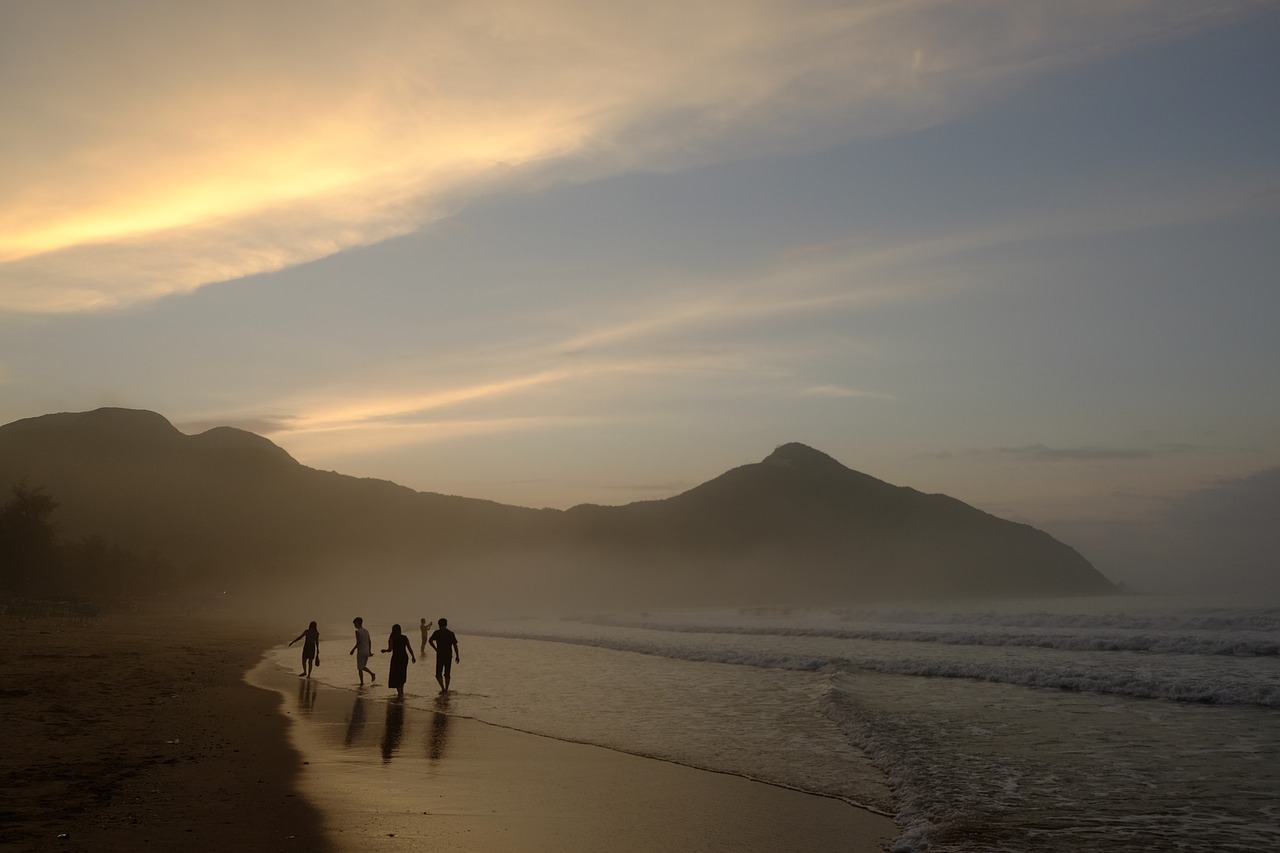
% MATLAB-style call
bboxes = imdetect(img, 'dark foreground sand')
[1,611,896,852]
[0,611,330,852]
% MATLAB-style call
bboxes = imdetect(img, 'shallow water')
[270,594,1280,852]
[250,656,895,852]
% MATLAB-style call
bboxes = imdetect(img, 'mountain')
[561,442,1112,600]
[0,408,1115,609]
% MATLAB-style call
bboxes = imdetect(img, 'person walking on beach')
[381,623,416,700]
[428,617,461,693]
[349,617,377,686]
[419,617,433,656]
[289,621,320,678]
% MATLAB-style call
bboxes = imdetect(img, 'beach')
[1,610,898,852]
[0,610,329,852]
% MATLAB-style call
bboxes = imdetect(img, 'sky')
[2,0,1278,593]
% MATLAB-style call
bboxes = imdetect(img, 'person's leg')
[435,656,446,692]
[442,657,452,691]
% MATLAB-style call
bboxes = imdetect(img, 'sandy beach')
[2,610,897,852]
[0,610,330,852]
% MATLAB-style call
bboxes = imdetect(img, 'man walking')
[428,617,461,693]
[349,617,377,686]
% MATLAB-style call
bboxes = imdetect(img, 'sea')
[266,594,1279,852]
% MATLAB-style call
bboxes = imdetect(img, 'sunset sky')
[3,1,1278,591]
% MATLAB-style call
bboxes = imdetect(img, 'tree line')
[0,481,177,603]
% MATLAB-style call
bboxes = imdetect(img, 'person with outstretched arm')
[288,621,320,678]
[428,617,460,693]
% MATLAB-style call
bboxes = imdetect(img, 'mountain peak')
[761,442,848,474]
[1,407,181,441]
[190,426,299,466]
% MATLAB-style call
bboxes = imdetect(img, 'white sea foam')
[474,604,1280,706]
[463,595,1280,852]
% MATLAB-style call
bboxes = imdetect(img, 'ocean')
[268,594,1279,852]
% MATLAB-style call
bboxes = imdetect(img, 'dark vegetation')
[0,408,1116,612]
[0,480,175,610]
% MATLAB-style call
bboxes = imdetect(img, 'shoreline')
[1,610,897,852]
[0,611,332,852]
[252,647,898,853]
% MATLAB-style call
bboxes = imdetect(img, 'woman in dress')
[381,623,416,699]
[288,621,320,677]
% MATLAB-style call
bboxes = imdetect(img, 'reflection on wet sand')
[427,694,452,761]
[297,677,317,715]
[380,699,405,763]
[344,694,367,746]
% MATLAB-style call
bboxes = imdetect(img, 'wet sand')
[251,657,898,852]
[0,611,330,852]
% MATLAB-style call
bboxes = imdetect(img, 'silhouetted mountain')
[0,409,1115,609]
[564,443,1112,599]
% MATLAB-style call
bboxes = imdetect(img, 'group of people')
[289,616,461,699]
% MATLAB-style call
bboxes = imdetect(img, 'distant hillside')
[0,408,1115,609]
[563,443,1112,600]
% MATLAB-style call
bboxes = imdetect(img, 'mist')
[1056,467,1280,597]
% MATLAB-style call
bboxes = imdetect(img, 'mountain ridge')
[0,408,1116,609]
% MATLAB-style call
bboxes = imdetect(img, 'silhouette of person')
[350,617,377,686]
[381,623,416,699]
[419,617,433,656]
[288,621,320,677]
[428,617,460,693]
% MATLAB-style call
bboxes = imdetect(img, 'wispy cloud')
[176,162,1280,451]
[923,443,1206,463]
[275,415,612,461]
[2,0,1257,313]
[799,384,894,400]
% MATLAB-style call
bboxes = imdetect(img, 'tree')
[0,481,60,593]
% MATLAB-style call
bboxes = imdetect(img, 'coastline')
[0,611,332,852]
[1,609,897,852]
[251,650,898,853]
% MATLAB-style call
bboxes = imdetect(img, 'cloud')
[175,416,298,436]
[187,241,925,448]
[157,155,1276,454]
[799,384,893,400]
[987,443,1204,462]
[916,442,1204,463]
[275,415,612,461]
[2,0,1260,313]
[1045,467,1280,595]
[1166,467,1280,528]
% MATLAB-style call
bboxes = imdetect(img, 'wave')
[575,606,1280,657]
[473,622,1280,707]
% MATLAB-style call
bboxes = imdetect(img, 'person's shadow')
[380,699,405,763]
[344,695,367,747]
[426,693,452,761]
